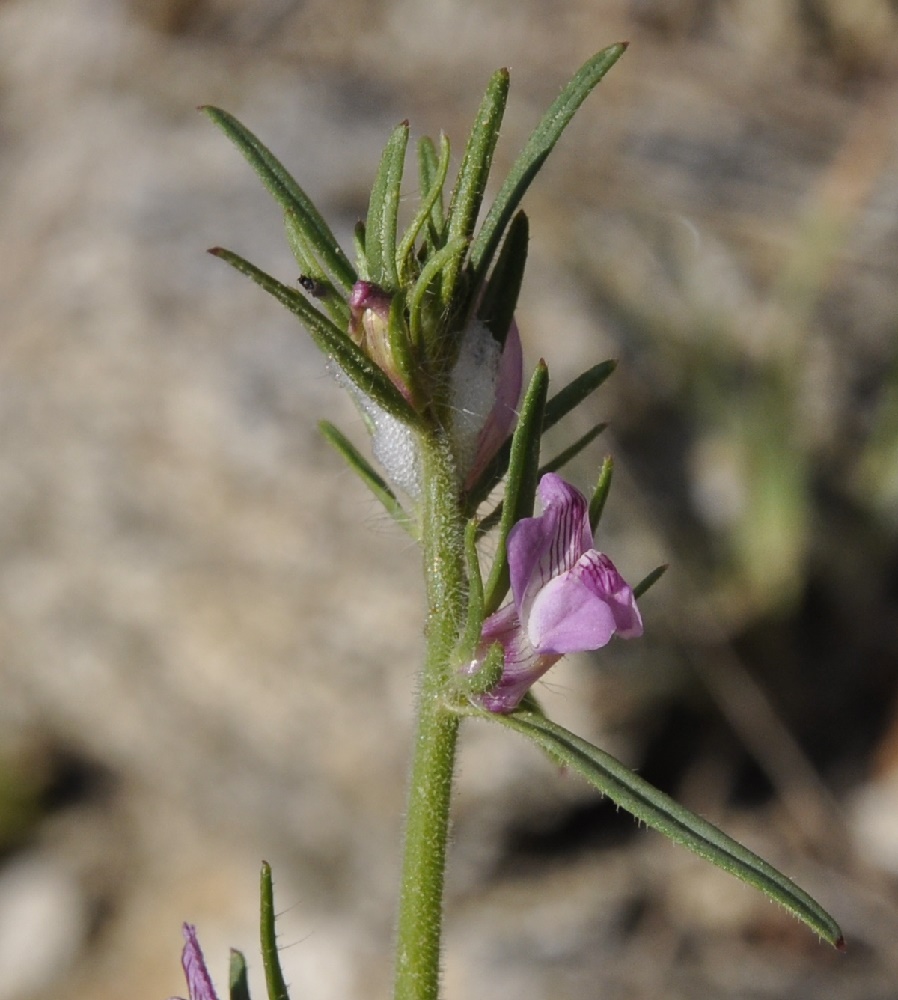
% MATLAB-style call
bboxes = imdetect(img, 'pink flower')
[470,473,642,713]
[171,924,219,1000]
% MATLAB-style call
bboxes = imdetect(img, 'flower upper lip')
[471,472,642,713]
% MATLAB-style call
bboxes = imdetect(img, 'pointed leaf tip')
[479,709,844,948]
[204,105,356,291]
[229,949,252,1000]
[469,44,627,284]
[260,861,290,1000]
[632,563,668,600]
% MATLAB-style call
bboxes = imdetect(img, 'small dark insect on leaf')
[299,274,329,298]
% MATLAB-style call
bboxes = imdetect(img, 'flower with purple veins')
[171,923,220,1000]
[469,472,643,713]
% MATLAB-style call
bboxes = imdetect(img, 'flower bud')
[349,281,415,405]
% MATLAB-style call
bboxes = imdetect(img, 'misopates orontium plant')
[171,43,843,1000]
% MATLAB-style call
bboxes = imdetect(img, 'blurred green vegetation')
[0,749,46,855]
[581,131,898,629]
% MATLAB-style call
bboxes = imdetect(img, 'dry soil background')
[2,2,898,999]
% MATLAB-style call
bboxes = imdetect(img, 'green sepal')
[457,641,504,700]
[398,133,452,283]
[386,289,422,408]
[516,690,547,717]
[259,861,290,1000]
[633,563,668,599]
[476,709,844,949]
[468,43,627,288]
[588,455,614,533]
[318,421,415,536]
[209,247,419,426]
[202,106,356,293]
[407,237,468,354]
[476,210,528,346]
[365,122,410,290]
[541,422,608,478]
[417,136,448,248]
[229,950,252,1000]
[454,517,486,666]
[443,67,510,308]
[543,360,617,433]
[482,361,548,615]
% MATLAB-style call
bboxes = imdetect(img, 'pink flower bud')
[349,281,416,405]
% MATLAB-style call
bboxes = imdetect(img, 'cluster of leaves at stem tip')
[198,42,842,996]
[203,46,632,503]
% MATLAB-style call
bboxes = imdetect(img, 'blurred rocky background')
[2,0,898,998]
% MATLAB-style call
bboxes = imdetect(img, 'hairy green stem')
[394,431,467,1000]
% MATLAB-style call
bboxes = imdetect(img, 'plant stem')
[393,430,467,1000]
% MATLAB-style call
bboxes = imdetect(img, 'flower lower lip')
[469,472,641,712]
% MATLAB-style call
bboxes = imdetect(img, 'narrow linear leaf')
[476,210,529,346]
[260,861,290,1000]
[209,247,418,425]
[386,290,423,407]
[479,430,608,535]
[444,68,510,305]
[633,563,668,599]
[353,221,368,279]
[475,498,504,537]
[319,421,415,536]
[284,211,350,329]
[541,422,608,477]
[468,43,627,285]
[482,709,844,948]
[407,237,468,351]
[418,135,447,246]
[589,455,613,533]
[203,106,356,292]
[398,133,452,282]
[516,690,548,717]
[455,517,486,663]
[229,950,252,1000]
[544,360,617,432]
[283,207,315,273]
[483,362,549,615]
[365,122,409,289]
